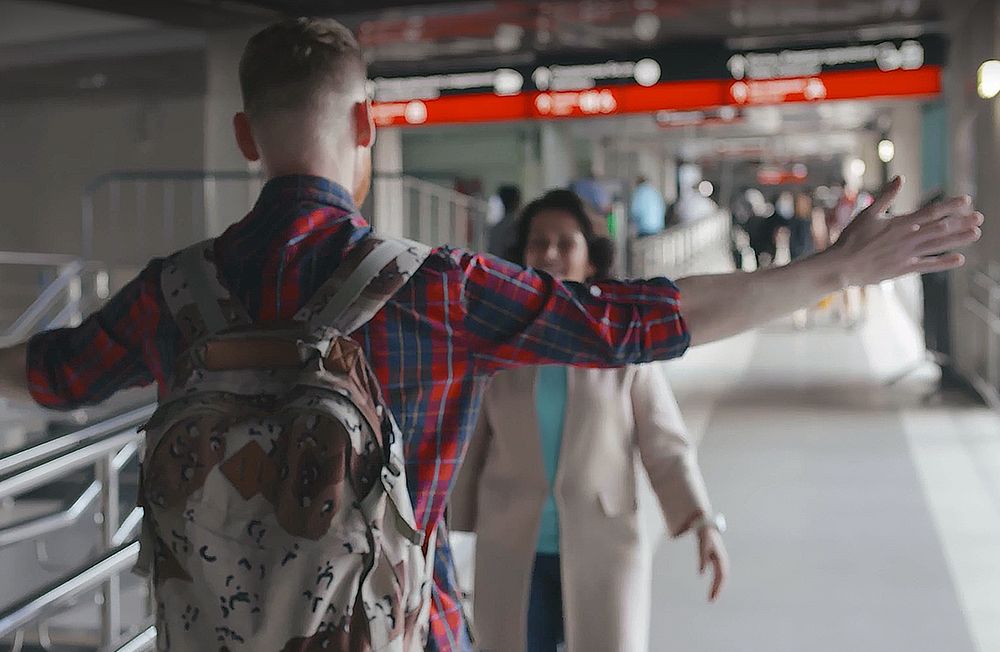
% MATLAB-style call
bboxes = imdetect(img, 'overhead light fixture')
[633,13,660,41]
[878,139,895,163]
[849,158,867,179]
[978,60,1000,99]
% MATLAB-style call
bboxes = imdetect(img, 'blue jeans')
[526,553,564,652]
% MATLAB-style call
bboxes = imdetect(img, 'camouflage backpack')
[137,236,432,651]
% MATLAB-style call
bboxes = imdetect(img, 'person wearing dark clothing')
[487,184,523,259]
[787,192,815,261]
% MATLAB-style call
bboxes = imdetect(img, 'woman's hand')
[698,526,729,602]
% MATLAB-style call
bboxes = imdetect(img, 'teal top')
[535,366,567,555]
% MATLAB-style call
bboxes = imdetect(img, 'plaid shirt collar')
[223,174,368,244]
[256,174,359,214]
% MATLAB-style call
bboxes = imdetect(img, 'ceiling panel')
[37,0,947,64]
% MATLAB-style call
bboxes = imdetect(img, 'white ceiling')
[0,0,156,48]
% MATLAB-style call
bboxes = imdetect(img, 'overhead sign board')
[370,35,945,127]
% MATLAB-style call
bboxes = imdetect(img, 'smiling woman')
[451,187,728,652]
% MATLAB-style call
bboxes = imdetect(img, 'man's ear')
[353,100,376,149]
[233,112,261,162]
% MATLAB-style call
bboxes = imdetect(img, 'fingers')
[902,195,974,227]
[863,176,903,218]
[709,554,726,602]
[913,227,983,258]
[908,253,967,274]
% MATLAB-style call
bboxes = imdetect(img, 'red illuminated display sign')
[373,65,942,128]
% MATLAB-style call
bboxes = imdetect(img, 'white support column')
[887,103,923,214]
[540,122,575,190]
[374,126,406,238]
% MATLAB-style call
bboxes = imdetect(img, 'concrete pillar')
[520,128,544,202]
[204,26,261,237]
[373,126,405,238]
[540,122,575,190]
[887,103,923,213]
[943,0,1000,397]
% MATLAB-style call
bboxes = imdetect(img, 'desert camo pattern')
[138,237,432,651]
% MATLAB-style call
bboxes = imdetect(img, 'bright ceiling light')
[698,180,714,197]
[878,139,895,163]
[978,60,1000,99]
[849,158,867,179]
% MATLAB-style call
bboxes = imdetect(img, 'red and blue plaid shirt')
[27,175,689,651]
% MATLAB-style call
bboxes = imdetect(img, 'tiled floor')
[645,285,1000,651]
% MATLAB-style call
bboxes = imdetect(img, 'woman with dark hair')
[452,189,728,652]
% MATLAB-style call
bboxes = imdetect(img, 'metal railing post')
[67,273,83,328]
[81,194,94,261]
[987,281,1000,392]
[163,181,175,254]
[419,192,432,245]
[98,453,121,648]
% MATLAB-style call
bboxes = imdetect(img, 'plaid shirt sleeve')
[26,260,168,410]
[454,250,690,372]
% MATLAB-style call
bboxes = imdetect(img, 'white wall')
[400,125,528,198]
[204,26,263,236]
[0,95,205,257]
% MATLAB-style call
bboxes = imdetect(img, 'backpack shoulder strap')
[161,239,252,344]
[296,236,431,338]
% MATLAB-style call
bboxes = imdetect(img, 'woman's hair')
[507,188,615,281]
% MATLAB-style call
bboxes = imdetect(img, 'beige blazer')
[450,363,712,652]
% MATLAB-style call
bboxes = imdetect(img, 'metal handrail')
[400,175,481,209]
[963,269,1000,404]
[0,402,151,647]
[0,441,141,549]
[1,260,83,340]
[0,480,101,548]
[0,259,109,347]
[0,252,80,267]
[629,209,730,278]
[0,541,140,640]
[109,621,156,652]
[84,169,265,194]
[81,169,267,260]
[0,404,154,477]
[0,429,141,501]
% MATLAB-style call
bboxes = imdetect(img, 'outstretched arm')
[676,177,982,347]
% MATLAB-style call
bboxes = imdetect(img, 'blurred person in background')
[743,188,780,269]
[571,163,613,217]
[452,189,727,652]
[487,184,523,259]
[629,175,667,237]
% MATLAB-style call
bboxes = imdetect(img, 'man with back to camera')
[0,17,983,652]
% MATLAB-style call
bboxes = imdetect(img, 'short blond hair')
[238,17,367,123]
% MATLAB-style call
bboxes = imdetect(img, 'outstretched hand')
[831,176,983,288]
[698,526,729,602]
